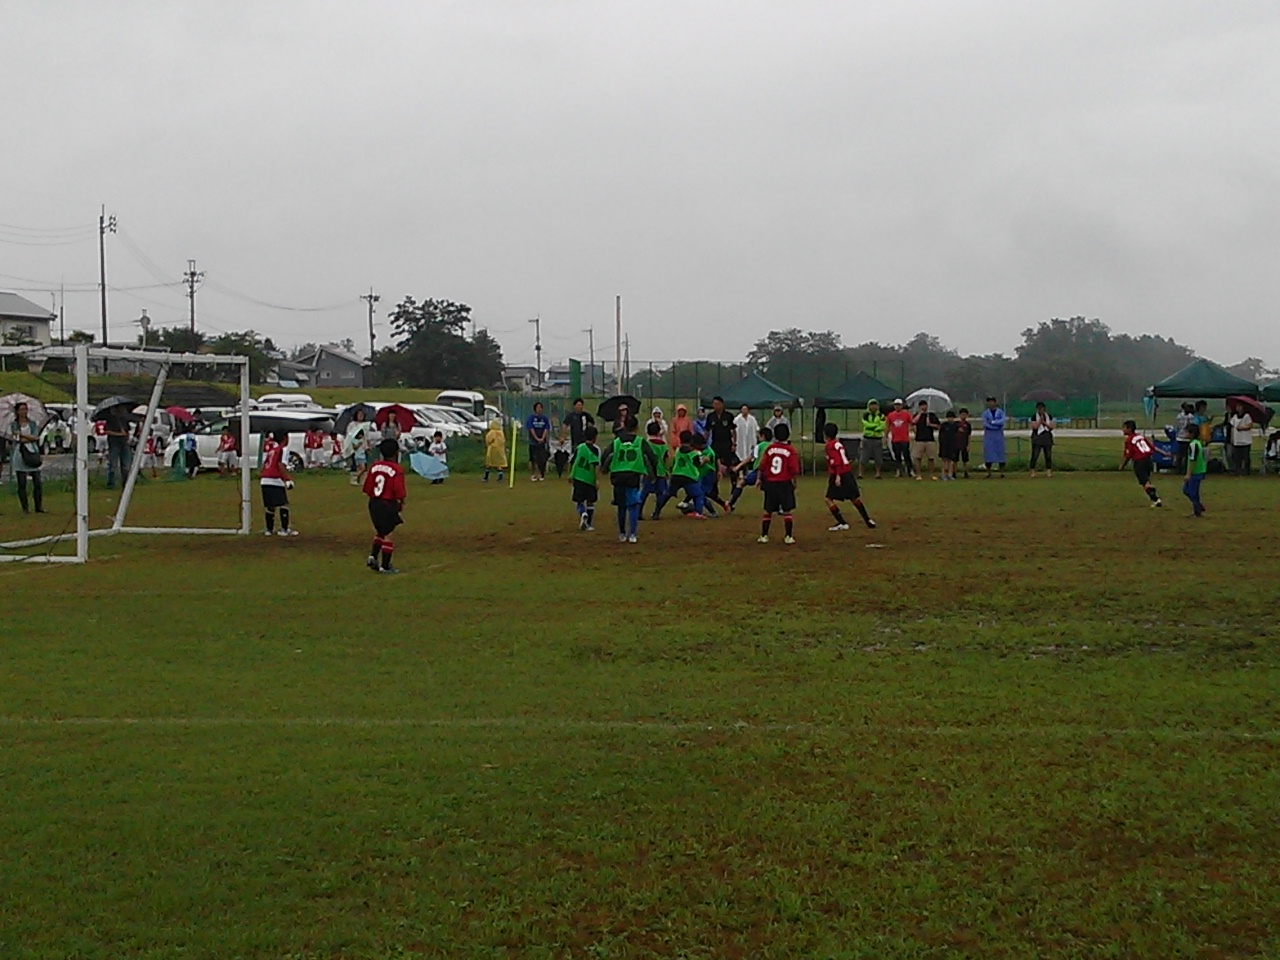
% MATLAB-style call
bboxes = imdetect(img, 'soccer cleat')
[277,528,299,536]
[1152,499,1163,508]
[618,534,628,543]
[585,525,594,532]
[627,534,638,544]
[578,514,589,531]
[828,523,850,531]
[865,518,877,529]
[784,535,797,544]
[757,535,770,543]
[367,557,379,572]
[380,566,400,575]
[264,529,273,536]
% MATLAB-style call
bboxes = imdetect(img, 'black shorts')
[938,444,957,462]
[761,480,796,514]
[715,449,740,469]
[955,447,970,463]
[368,498,403,536]
[825,473,860,501]
[571,480,598,504]
[261,484,289,509]
[1133,459,1153,485]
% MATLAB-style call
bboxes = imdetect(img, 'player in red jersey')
[363,438,408,573]
[260,430,297,535]
[1120,420,1163,507]
[822,422,876,532]
[757,422,802,544]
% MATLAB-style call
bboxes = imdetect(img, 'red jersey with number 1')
[824,438,853,476]
[1124,433,1154,461]
[760,442,802,482]
[363,458,407,503]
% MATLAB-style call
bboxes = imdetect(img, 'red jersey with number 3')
[363,458,407,503]
[760,442,801,482]
[824,438,853,476]
[1124,433,1154,461]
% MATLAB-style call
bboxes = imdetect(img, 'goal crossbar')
[1,344,251,563]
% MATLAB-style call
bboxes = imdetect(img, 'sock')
[784,515,794,537]
[1146,486,1159,502]
[279,508,290,531]
[628,504,640,536]
[729,486,743,507]
[370,537,383,559]
[829,505,846,525]
[381,540,394,569]
[617,504,627,534]
[576,502,585,517]
[265,510,275,533]
[585,506,594,527]
[761,514,771,536]
[853,498,872,525]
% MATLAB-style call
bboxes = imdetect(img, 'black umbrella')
[228,413,333,436]
[334,403,377,434]
[597,394,641,424]
[90,396,138,420]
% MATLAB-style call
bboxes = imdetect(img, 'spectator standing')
[562,398,595,450]
[733,404,760,464]
[766,405,790,435]
[938,410,960,481]
[648,406,666,438]
[483,420,508,483]
[525,401,551,481]
[8,401,44,513]
[1173,403,1195,472]
[885,399,913,478]
[1229,403,1253,475]
[954,408,973,478]
[1028,402,1055,477]
[668,404,693,450]
[858,400,886,480]
[910,400,941,481]
[982,396,1007,477]
[693,405,709,439]
[102,405,132,489]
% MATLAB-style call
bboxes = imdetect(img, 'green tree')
[206,331,278,384]
[372,297,503,389]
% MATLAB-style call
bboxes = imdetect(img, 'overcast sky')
[4,0,1278,370]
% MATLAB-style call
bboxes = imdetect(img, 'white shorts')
[141,454,158,468]
[217,451,238,468]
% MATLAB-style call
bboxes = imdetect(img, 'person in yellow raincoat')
[483,420,508,482]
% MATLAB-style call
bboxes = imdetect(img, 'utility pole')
[360,288,380,357]
[614,295,621,395]
[529,315,542,388]
[582,327,595,394]
[184,259,204,334]
[98,205,116,346]
[59,281,65,345]
[136,309,152,349]
[624,335,631,387]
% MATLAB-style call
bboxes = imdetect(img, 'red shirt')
[218,434,237,452]
[93,421,107,437]
[886,409,913,443]
[260,441,287,483]
[824,438,853,476]
[144,437,157,455]
[1124,433,1154,461]
[760,441,801,483]
[363,458,407,503]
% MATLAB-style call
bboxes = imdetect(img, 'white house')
[0,292,54,346]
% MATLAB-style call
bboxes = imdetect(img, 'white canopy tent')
[0,343,251,564]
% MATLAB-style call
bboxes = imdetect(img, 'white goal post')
[1,343,251,564]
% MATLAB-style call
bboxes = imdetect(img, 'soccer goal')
[1,343,251,564]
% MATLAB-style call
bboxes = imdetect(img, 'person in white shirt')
[733,405,760,464]
[426,431,448,484]
[1228,402,1254,475]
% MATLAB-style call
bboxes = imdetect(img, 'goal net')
[1,344,251,564]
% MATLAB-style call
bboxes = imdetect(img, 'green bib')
[1188,439,1207,475]
[754,440,769,464]
[570,443,600,484]
[610,436,646,474]
[671,447,699,480]
[696,451,716,477]
[647,439,670,477]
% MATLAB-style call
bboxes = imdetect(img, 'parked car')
[163,410,330,471]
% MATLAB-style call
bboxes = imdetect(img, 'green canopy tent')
[701,371,802,411]
[1261,380,1280,403]
[813,371,898,411]
[1151,359,1259,399]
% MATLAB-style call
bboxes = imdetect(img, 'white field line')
[0,716,1276,740]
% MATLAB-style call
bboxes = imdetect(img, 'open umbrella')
[597,394,641,424]
[0,393,47,434]
[334,403,377,434]
[91,396,137,420]
[1227,395,1267,423]
[166,405,195,423]
[904,387,952,411]
[1021,388,1065,402]
[374,403,417,433]
[409,451,449,482]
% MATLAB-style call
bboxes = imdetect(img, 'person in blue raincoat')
[982,396,1007,477]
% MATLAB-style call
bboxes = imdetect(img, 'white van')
[435,390,488,416]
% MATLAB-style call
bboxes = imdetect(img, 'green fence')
[1005,397,1100,426]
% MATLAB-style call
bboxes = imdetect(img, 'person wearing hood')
[483,420,508,482]
[734,404,760,464]
[668,404,693,450]
[693,406,709,439]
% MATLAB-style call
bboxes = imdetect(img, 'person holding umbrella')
[7,401,45,513]
[92,397,136,489]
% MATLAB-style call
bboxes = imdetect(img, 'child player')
[823,422,876,531]
[758,422,802,544]
[639,420,670,520]
[693,433,731,516]
[1120,420,1163,508]
[569,424,601,531]
[669,430,706,519]
[260,430,297,536]
[141,433,160,479]
[1183,426,1207,517]
[728,426,771,510]
[600,415,658,543]
[363,438,407,573]
[217,426,238,478]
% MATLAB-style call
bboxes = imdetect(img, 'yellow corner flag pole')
[508,417,518,489]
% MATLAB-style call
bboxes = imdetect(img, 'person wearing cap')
[668,403,693,450]
[766,405,790,435]
[858,399,886,479]
[885,398,914,478]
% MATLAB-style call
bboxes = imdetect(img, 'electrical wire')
[201,278,357,313]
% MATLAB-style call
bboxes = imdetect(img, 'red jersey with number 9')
[363,458,407,503]
[760,442,801,482]
[1124,433,1154,461]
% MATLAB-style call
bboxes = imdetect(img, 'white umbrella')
[905,387,952,411]
[0,393,47,435]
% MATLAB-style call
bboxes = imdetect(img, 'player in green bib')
[600,416,659,542]
[569,425,601,531]
[1182,433,1207,517]
[729,425,772,509]
[639,421,672,520]
[669,429,707,518]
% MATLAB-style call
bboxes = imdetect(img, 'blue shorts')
[742,469,759,486]
[612,484,643,507]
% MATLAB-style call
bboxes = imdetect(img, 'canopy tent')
[812,371,897,409]
[701,371,802,410]
[1261,380,1280,403]
[1151,359,1259,399]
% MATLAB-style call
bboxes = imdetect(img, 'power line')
[0,220,97,234]
[202,278,357,313]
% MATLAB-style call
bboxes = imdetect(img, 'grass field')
[3,468,1279,958]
